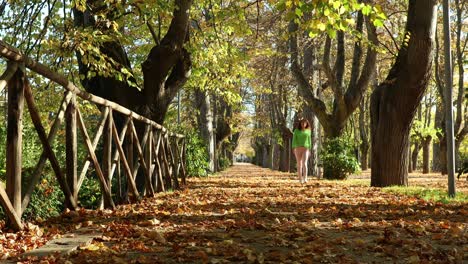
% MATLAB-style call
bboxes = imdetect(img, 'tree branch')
[164,48,192,103]
[288,20,331,127]
[334,31,345,89]
[142,0,192,104]
[349,11,364,89]
[344,15,378,114]
[321,36,340,98]
[383,22,400,53]
[146,20,160,45]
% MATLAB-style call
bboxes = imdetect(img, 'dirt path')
[12,164,468,263]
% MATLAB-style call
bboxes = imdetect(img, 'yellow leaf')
[317,23,326,31]
[81,242,105,251]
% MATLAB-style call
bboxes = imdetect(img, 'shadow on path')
[12,164,467,264]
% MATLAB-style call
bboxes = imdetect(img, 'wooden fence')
[0,40,187,231]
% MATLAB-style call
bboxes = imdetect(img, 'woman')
[292,118,312,184]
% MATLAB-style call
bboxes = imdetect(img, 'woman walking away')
[292,118,312,184]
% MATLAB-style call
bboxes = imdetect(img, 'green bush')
[0,125,66,221]
[218,156,231,171]
[21,168,64,220]
[79,174,102,209]
[320,137,360,180]
[184,130,210,177]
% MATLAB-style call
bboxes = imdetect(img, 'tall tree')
[266,42,294,172]
[370,0,437,187]
[359,94,371,170]
[73,0,192,124]
[289,11,378,138]
[194,89,215,172]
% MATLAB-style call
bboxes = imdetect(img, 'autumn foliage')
[2,164,465,263]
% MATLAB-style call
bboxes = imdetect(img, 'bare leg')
[294,147,306,183]
[294,148,302,183]
[302,149,311,182]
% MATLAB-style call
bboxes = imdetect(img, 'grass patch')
[383,186,468,203]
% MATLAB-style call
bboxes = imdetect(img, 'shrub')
[184,130,210,177]
[21,168,64,220]
[79,174,102,209]
[320,137,360,180]
[218,156,231,171]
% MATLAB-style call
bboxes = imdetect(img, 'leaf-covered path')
[14,164,468,263]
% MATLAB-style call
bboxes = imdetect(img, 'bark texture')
[370,0,437,187]
[422,136,432,174]
[73,0,193,125]
[195,90,215,172]
[289,11,377,138]
[359,96,370,171]
[433,1,467,174]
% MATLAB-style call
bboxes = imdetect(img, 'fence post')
[127,124,134,198]
[180,138,187,185]
[6,65,24,221]
[66,94,78,206]
[154,131,165,192]
[103,108,113,208]
[145,125,154,195]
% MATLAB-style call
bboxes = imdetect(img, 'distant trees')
[0,0,465,184]
[433,0,467,174]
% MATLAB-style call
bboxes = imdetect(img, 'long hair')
[294,118,311,130]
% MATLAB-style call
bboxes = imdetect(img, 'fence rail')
[0,40,186,231]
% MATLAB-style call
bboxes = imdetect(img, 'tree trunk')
[432,103,443,172]
[454,0,467,170]
[227,133,240,166]
[422,136,432,173]
[215,99,233,160]
[371,0,437,187]
[279,125,292,172]
[455,137,464,171]
[359,98,369,171]
[262,144,269,168]
[371,97,411,186]
[272,141,279,170]
[280,138,291,172]
[439,133,448,175]
[432,140,441,171]
[411,143,420,171]
[310,113,319,175]
[195,89,215,172]
[360,144,369,171]
[254,144,263,166]
[408,144,412,173]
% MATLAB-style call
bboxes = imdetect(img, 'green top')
[292,128,312,149]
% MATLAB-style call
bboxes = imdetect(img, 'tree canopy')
[0,0,466,185]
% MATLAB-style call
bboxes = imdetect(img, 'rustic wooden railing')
[0,40,187,231]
